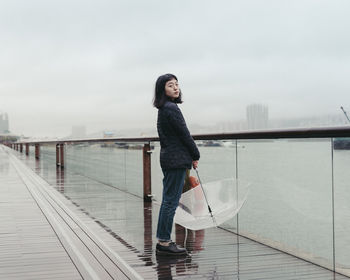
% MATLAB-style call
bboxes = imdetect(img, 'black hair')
[153,73,183,109]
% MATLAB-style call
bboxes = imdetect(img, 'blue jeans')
[156,168,186,242]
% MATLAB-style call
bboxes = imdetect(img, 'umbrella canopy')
[174,178,250,230]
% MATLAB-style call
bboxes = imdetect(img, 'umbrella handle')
[194,168,217,227]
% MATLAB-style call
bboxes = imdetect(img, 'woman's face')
[164,78,180,100]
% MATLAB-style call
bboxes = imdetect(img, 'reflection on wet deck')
[11,149,350,279]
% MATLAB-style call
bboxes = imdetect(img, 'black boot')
[156,242,187,256]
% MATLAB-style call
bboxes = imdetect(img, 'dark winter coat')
[157,101,200,170]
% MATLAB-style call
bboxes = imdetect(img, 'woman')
[153,73,200,255]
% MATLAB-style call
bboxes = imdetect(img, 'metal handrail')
[15,125,350,145]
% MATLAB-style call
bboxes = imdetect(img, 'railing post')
[35,144,40,159]
[60,143,65,168]
[25,143,29,156]
[143,143,152,202]
[56,144,60,167]
[20,144,23,153]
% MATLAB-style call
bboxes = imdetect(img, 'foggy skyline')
[1,0,350,137]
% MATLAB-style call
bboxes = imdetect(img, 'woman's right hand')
[192,160,199,169]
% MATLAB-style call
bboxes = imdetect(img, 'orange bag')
[188,176,199,189]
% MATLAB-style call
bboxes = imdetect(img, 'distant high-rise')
[246,104,269,130]
[0,113,9,134]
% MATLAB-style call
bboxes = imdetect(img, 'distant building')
[103,131,114,138]
[246,104,269,130]
[71,125,86,139]
[0,112,9,134]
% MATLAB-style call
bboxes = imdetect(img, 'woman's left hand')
[192,160,199,169]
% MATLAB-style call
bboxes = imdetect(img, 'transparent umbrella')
[174,173,250,231]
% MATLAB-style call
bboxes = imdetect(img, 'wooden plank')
[0,148,82,280]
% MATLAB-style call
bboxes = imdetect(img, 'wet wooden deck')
[1,144,350,279]
[0,146,142,279]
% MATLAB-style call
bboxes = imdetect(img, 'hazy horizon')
[1,0,350,137]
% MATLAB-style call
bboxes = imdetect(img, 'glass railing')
[236,138,334,270]
[151,138,340,271]
[10,128,350,276]
[64,142,144,197]
[333,137,350,275]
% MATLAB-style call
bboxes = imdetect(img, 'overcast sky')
[1,0,350,137]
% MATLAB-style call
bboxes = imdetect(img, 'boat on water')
[196,140,245,148]
[333,138,350,150]
[197,140,222,147]
[334,107,350,150]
